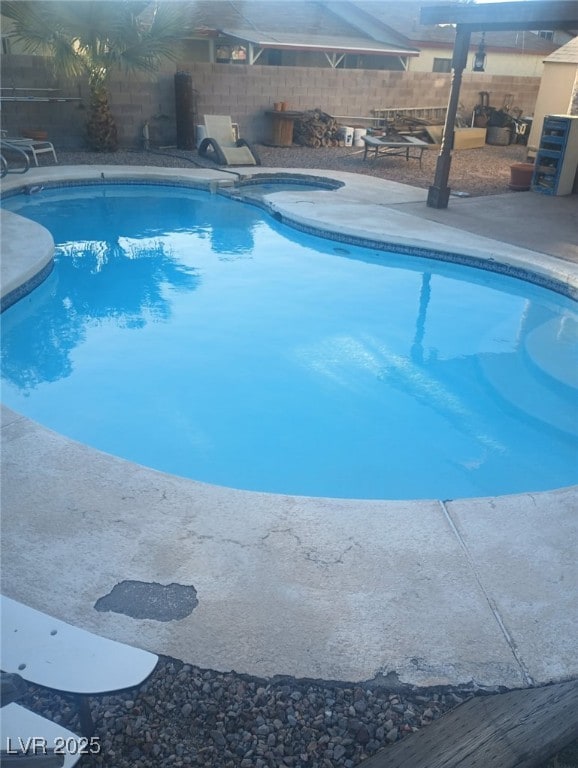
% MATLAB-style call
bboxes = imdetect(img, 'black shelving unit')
[531,115,578,196]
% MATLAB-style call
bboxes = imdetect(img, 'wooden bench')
[362,135,429,166]
[358,680,578,768]
[1,595,158,736]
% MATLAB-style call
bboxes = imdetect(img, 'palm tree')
[1,1,188,151]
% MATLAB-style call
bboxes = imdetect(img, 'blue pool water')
[2,183,577,499]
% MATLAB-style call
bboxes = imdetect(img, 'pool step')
[524,316,578,391]
[478,351,578,439]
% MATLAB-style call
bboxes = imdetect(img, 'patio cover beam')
[422,1,578,209]
[420,2,578,33]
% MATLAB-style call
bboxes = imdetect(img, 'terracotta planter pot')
[509,162,534,191]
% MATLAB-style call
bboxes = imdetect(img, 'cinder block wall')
[1,56,540,149]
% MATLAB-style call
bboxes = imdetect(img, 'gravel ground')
[15,661,578,768]
[17,658,474,768]
[53,140,530,198]
[10,140,576,768]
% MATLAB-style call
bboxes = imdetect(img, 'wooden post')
[427,25,472,209]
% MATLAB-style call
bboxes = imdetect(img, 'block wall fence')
[1,56,540,149]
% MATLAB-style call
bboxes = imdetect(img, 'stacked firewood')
[293,109,340,148]
[379,112,468,139]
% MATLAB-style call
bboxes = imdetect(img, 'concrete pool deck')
[1,165,577,691]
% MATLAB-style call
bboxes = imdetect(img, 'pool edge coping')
[3,165,578,306]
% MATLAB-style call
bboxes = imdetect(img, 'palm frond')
[115,3,190,75]
[2,1,65,56]
[1,0,191,151]
[1,1,189,76]
[1,1,89,78]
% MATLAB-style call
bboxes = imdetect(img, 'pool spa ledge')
[1,165,577,693]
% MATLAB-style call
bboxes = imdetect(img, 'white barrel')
[353,127,367,147]
[196,124,207,148]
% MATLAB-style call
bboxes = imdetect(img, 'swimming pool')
[2,182,577,500]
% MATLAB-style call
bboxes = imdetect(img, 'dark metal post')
[174,71,195,151]
[427,25,472,209]
[76,694,95,736]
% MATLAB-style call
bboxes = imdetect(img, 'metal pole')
[174,71,195,151]
[427,25,472,209]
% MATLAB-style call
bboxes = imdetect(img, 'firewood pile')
[293,109,341,147]
[383,113,435,134]
[359,116,437,145]
[373,107,467,142]
[291,106,457,148]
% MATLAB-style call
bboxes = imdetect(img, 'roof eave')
[221,32,418,56]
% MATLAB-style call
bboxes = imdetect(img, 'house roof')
[187,0,419,55]
[189,0,348,36]
[185,0,574,59]
[222,28,418,55]
[544,33,578,62]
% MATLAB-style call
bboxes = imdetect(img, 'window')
[215,44,247,63]
[432,58,451,73]
[216,44,232,62]
[1,36,11,54]
[538,30,554,40]
[230,45,247,62]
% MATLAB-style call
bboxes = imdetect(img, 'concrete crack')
[303,539,360,567]
[260,528,303,547]
[260,530,360,567]
[439,500,534,686]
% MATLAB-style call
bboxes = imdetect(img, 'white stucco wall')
[527,61,578,151]
[409,45,547,78]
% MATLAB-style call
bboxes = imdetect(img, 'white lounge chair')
[0,132,57,166]
[10,138,57,166]
[0,140,31,176]
[0,595,158,735]
[198,115,260,166]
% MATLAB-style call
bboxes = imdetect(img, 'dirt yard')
[55,141,531,198]
[254,141,531,197]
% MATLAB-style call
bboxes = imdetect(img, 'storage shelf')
[532,115,578,196]
[536,148,562,160]
[536,165,556,175]
[541,137,564,150]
